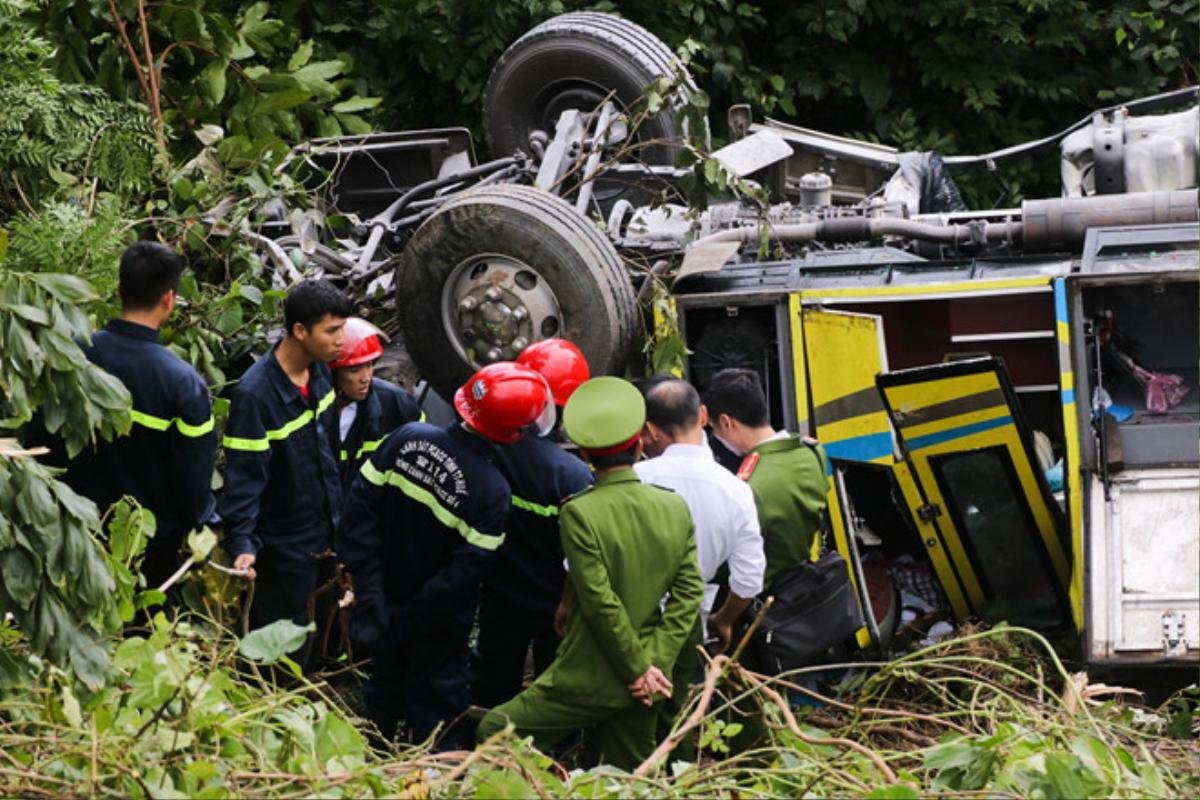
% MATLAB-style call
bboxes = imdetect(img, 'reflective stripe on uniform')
[340,435,388,463]
[512,495,558,517]
[130,409,215,438]
[223,389,336,452]
[360,460,505,551]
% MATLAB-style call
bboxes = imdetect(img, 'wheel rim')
[535,79,614,134]
[441,253,563,365]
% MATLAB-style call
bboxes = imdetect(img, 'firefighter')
[328,317,421,491]
[475,376,704,771]
[337,362,554,748]
[220,279,351,653]
[35,241,217,589]
[473,339,594,709]
[702,367,827,589]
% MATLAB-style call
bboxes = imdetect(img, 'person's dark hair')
[586,447,639,470]
[118,241,184,311]
[283,279,352,334]
[702,368,770,428]
[644,377,701,437]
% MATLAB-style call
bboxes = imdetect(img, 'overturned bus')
[258,10,1198,669]
[670,92,1199,668]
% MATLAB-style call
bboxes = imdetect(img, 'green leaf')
[288,40,314,72]
[2,303,49,325]
[237,284,263,305]
[924,740,978,770]
[254,88,312,116]
[214,302,243,334]
[238,619,314,663]
[866,786,919,799]
[0,548,38,609]
[336,113,372,135]
[187,528,217,562]
[27,273,97,304]
[1044,753,1088,798]
[199,60,228,105]
[68,636,110,691]
[60,682,83,727]
[292,60,344,92]
[331,96,382,113]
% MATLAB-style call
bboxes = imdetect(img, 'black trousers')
[250,543,334,672]
[364,630,472,749]
[473,588,559,709]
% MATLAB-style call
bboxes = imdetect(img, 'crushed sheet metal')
[675,240,742,284]
[711,127,794,178]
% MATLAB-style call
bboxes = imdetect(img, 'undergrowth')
[1,616,1195,798]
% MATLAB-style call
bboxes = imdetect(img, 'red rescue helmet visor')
[329,317,386,370]
[516,338,590,407]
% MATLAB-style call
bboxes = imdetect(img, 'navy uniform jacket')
[337,422,509,647]
[55,319,216,562]
[220,345,342,558]
[337,377,422,491]
[487,434,594,617]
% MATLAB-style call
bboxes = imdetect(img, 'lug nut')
[512,337,529,351]
[459,297,477,312]
[484,287,503,301]
[485,347,503,362]
[512,306,529,321]
[462,328,477,341]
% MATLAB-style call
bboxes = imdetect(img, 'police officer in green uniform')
[703,368,827,587]
[475,377,704,771]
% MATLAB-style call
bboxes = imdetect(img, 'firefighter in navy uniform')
[36,241,217,589]
[476,377,704,771]
[329,317,422,491]
[337,362,554,748]
[473,339,594,709]
[220,280,351,651]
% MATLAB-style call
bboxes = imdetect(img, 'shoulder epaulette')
[736,452,760,481]
[561,485,594,505]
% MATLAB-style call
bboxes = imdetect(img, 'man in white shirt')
[634,377,766,656]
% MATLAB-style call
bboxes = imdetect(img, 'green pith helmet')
[562,376,646,451]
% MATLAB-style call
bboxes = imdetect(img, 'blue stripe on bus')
[1054,278,1068,324]
[906,415,1013,451]
[823,431,894,464]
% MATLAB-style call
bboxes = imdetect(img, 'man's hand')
[553,600,569,637]
[233,553,257,580]
[627,665,673,706]
[706,614,734,655]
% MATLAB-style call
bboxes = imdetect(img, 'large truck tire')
[483,11,702,165]
[395,184,640,397]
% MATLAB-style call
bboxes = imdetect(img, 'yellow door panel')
[877,357,1075,631]
[802,307,894,465]
[892,459,977,619]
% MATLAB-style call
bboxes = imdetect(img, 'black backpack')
[744,550,864,675]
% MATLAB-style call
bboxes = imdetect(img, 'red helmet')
[330,317,385,370]
[517,338,590,407]
[454,362,554,444]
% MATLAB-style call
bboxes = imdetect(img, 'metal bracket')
[1092,110,1126,194]
[1162,611,1188,656]
[534,109,585,193]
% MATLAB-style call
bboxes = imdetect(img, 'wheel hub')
[443,255,562,365]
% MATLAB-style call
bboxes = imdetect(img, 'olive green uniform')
[742,434,827,589]
[476,467,704,770]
